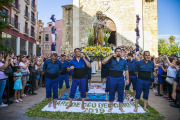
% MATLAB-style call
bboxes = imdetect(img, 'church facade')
[62,0,158,56]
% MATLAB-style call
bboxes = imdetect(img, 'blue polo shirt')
[136,43,139,50]
[51,44,56,50]
[135,60,154,73]
[43,59,63,74]
[108,58,128,71]
[51,28,56,34]
[106,63,109,68]
[60,60,69,75]
[127,59,137,71]
[174,69,180,86]
[50,16,55,22]
[68,58,87,69]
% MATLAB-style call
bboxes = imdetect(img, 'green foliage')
[25,82,165,120]
[0,0,14,53]
[168,35,175,44]
[158,38,180,56]
[86,28,93,46]
[104,30,111,46]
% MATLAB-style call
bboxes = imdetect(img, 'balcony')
[31,31,36,39]
[31,17,36,25]
[8,0,15,7]
[2,15,14,28]
[24,0,30,5]
[13,21,20,31]
[24,27,29,36]
[24,10,30,20]
[13,2,21,13]
[31,3,36,11]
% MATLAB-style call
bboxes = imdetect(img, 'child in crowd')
[154,68,158,93]
[13,66,23,103]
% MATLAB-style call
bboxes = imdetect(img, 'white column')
[26,41,29,55]
[135,0,143,50]
[33,43,36,56]
[16,37,20,56]
[73,0,80,50]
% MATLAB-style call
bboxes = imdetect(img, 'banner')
[42,100,146,114]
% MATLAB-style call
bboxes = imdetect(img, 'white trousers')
[136,23,139,27]
[136,36,140,42]
[51,34,55,43]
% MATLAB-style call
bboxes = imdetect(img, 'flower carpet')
[42,83,145,114]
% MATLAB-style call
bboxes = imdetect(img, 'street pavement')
[0,74,179,120]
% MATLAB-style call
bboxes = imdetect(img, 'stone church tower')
[62,0,158,56]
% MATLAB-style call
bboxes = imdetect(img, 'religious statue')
[93,11,107,46]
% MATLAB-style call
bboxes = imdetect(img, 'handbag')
[0,65,13,76]
[165,77,174,85]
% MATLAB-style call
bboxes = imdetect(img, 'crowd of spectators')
[0,45,180,109]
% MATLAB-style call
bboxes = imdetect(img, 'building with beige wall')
[0,0,38,56]
[36,12,44,56]
[62,0,158,56]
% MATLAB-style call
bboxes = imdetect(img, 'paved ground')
[0,75,179,120]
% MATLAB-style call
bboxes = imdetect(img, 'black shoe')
[167,98,170,100]
[169,99,174,102]
[150,86,153,89]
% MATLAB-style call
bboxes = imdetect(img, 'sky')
[37,0,180,42]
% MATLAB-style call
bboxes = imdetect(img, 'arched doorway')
[105,18,116,45]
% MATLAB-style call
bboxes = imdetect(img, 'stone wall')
[79,0,136,48]
[62,4,73,53]
[62,0,158,56]
[143,0,158,56]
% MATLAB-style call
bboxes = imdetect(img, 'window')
[2,8,8,22]
[2,8,8,15]
[45,44,49,49]
[20,39,27,55]
[31,12,34,22]
[60,45,62,52]
[0,32,17,55]
[31,26,34,37]
[55,33,57,41]
[29,42,33,56]
[45,34,49,41]
[25,22,28,34]
[49,24,52,27]
[25,22,28,28]
[14,15,18,29]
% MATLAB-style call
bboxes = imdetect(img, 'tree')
[168,35,175,44]
[0,0,14,52]
[158,37,180,56]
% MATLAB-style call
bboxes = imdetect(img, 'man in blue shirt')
[134,51,154,112]
[43,53,63,109]
[125,53,137,98]
[58,54,70,99]
[66,48,91,110]
[103,48,129,113]
[172,60,180,112]
[76,53,92,99]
